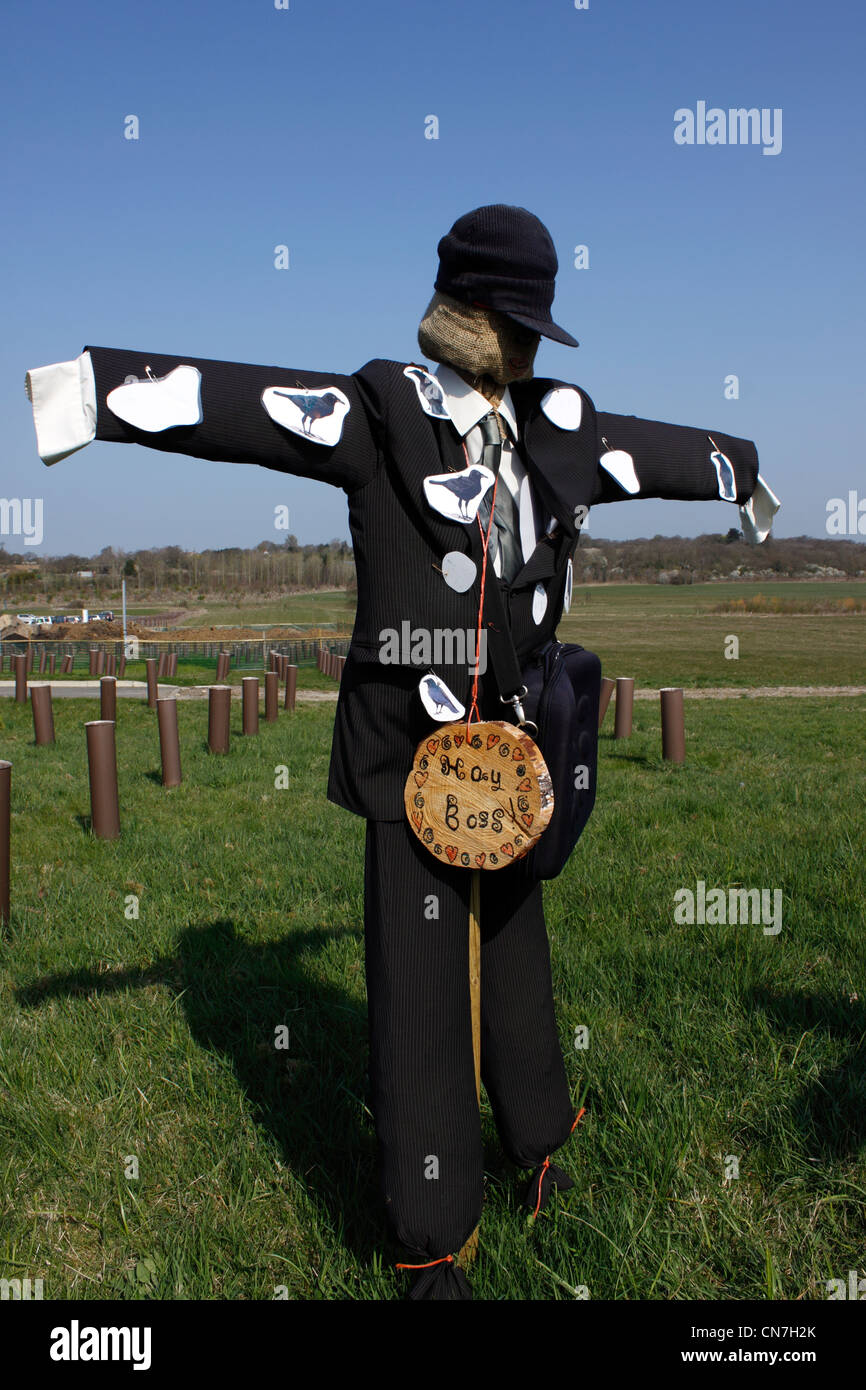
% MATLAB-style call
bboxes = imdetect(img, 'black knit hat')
[434,204,579,348]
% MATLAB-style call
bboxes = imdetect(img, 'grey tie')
[476,412,523,585]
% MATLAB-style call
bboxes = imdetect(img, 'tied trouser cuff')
[362,818,575,1293]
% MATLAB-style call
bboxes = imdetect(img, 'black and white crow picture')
[426,466,490,519]
[272,389,342,436]
[423,676,462,715]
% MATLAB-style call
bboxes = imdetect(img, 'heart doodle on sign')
[487,734,500,749]
[454,734,464,746]
[445,845,458,863]
[501,843,514,857]
[414,771,428,787]
[412,811,422,830]
[426,738,439,754]
[521,814,533,829]
[512,747,524,760]
[475,853,486,867]
[517,777,531,791]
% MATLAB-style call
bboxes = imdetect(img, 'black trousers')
[363,817,576,1262]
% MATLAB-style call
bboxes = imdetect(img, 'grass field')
[1,634,864,1301]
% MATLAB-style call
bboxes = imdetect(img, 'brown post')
[14,654,28,703]
[208,685,231,753]
[168,651,178,678]
[117,654,127,679]
[265,670,279,722]
[660,688,686,763]
[242,677,259,735]
[145,658,158,708]
[95,648,105,675]
[157,697,182,787]
[106,651,116,676]
[85,720,121,839]
[49,651,57,675]
[0,760,10,927]
[598,676,616,728]
[38,647,47,674]
[100,676,117,723]
[89,647,98,675]
[31,684,55,745]
[268,649,277,672]
[62,653,73,673]
[157,651,167,678]
[216,651,231,683]
[614,677,634,739]
[284,664,298,711]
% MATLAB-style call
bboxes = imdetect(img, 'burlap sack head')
[417,291,540,406]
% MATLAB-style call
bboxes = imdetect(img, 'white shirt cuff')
[24,352,97,465]
[739,474,780,544]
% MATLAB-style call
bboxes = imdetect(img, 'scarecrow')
[25,205,779,1300]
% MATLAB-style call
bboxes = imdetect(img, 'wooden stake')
[458,869,482,1267]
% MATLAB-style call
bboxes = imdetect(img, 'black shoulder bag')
[481,575,602,881]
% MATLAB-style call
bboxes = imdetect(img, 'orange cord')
[396,1253,455,1270]
[531,1107,587,1220]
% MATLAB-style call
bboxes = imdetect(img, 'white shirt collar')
[432,362,518,443]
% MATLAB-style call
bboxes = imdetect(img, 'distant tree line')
[1,533,863,608]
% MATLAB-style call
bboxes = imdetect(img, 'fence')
[0,637,351,674]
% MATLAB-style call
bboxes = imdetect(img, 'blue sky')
[2,0,864,556]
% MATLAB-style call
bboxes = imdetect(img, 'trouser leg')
[478,868,576,1169]
[363,818,483,1263]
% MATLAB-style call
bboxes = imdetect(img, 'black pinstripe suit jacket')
[83,346,760,820]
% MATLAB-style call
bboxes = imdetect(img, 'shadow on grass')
[749,986,866,1161]
[16,919,385,1267]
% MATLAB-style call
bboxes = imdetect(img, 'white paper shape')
[107,365,202,432]
[710,449,737,502]
[541,386,582,430]
[262,385,350,446]
[599,448,640,495]
[563,557,573,614]
[518,472,537,563]
[404,365,451,420]
[739,475,781,545]
[532,581,548,625]
[423,463,495,524]
[441,551,477,592]
[419,672,465,721]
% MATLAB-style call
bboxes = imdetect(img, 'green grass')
[0,679,864,1301]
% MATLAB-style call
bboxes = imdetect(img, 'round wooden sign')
[404,720,554,870]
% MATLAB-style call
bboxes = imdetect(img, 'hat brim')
[503,310,579,348]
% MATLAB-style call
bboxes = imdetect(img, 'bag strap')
[479,569,535,724]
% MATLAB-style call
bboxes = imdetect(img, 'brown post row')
[14,654,28,703]
[660,687,686,763]
[31,684,55,745]
[49,652,57,675]
[157,697,182,787]
[145,658,158,709]
[85,720,121,839]
[242,677,259,735]
[100,676,117,723]
[284,664,298,712]
[0,760,10,927]
[38,648,47,674]
[598,676,616,728]
[264,671,279,722]
[208,685,231,753]
[117,654,126,679]
[614,677,635,739]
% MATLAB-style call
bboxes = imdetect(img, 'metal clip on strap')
[500,684,537,735]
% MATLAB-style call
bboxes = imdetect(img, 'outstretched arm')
[25,345,383,493]
[591,409,779,542]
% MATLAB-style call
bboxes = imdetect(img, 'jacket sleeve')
[590,409,778,542]
[25,345,383,494]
